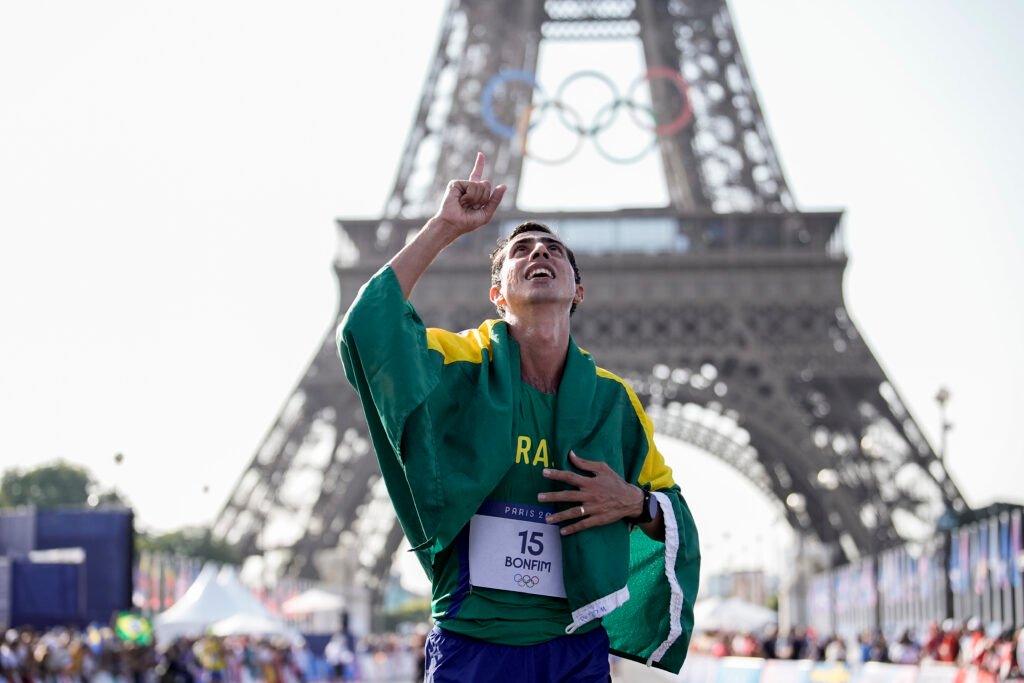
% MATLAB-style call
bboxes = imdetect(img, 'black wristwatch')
[625,487,657,524]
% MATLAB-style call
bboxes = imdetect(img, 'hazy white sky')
[1,1,1021,576]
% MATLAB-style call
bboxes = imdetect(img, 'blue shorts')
[423,624,611,682]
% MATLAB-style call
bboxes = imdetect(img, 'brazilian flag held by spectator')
[114,612,154,645]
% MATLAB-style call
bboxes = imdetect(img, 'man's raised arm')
[389,152,507,300]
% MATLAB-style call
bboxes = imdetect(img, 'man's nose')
[530,244,550,259]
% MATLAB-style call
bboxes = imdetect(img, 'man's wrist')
[424,216,464,245]
[625,486,654,524]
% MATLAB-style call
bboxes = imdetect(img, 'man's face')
[490,231,583,316]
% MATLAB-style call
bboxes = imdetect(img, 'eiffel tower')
[213,0,967,596]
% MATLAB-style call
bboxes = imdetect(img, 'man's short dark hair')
[489,222,582,318]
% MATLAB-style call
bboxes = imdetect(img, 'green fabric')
[435,383,599,644]
[338,265,700,673]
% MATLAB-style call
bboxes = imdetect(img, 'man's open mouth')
[526,267,554,280]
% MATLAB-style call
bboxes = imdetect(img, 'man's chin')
[513,294,574,311]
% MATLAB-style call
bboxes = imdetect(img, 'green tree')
[1,461,93,508]
[136,527,241,565]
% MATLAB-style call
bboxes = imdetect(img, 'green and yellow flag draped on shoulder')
[338,265,700,673]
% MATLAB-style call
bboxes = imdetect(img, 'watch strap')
[625,486,654,524]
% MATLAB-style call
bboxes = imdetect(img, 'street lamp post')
[934,387,957,621]
[113,452,125,507]
[934,387,952,461]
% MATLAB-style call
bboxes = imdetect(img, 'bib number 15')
[517,530,545,556]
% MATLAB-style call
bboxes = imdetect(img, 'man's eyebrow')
[508,235,565,249]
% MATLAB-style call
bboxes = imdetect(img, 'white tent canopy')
[154,563,283,642]
[215,565,277,618]
[281,588,345,616]
[210,613,297,639]
[693,596,778,633]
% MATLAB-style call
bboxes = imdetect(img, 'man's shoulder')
[592,364,651,422]
[566,345,636,399]
[593,364,635,397]
[426,320,503,365]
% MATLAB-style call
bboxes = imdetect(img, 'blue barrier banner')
[854,662,918,683]
[809,662,852,683]
[915,663,958,683]
[761,660,814,683]
[952,668,998,683]
[672,658,1009,683]
[679,654,722,683]
[716,658,764,683]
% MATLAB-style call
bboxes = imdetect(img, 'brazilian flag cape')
[338,266,700,673]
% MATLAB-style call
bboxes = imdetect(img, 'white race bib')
[468,501,566,598]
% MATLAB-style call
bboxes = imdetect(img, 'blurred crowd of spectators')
[691,619,1024,679]
[0,626,309,682]
[322,630,423,681]
[0,626,424,682]
[6,619,1024,681]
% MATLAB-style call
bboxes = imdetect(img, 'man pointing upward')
[339,153,699,681]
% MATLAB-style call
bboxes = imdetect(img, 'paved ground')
[370,660,681,681]
[614,659,682,681]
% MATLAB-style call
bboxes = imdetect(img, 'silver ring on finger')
[579,505,586,516]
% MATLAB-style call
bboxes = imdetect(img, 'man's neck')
[505,307,571,394]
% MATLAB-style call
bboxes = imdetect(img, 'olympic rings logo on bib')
[514,574,540,589]
[480,67,693,165]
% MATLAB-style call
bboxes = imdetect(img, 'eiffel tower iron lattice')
[214,0,967,590]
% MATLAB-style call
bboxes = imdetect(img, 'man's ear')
[573,284,585,305]
[489,284,505,307]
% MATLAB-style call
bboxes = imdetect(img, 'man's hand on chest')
[536,451,646,536]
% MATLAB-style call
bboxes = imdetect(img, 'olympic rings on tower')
[479,67,693,165]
